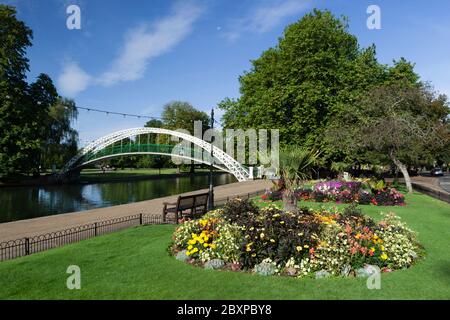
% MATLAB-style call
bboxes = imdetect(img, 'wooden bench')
[162,192,209,223]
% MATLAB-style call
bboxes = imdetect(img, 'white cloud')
[224,0,310,41]
[99,1,203,86]
[57,1,203,96]
[58,62,91,97]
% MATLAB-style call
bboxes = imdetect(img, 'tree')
[28,73,58,173]
[0,5,35,176]
[162,101,209,133]
[42,97,78,170]
[0,6,79,177]
[325,81,449,193]
[162,101,209,172]
[278,147,320,212]
[219,9,385,156]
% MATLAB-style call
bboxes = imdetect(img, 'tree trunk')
[282,189,298,213]
[390,152,413,193]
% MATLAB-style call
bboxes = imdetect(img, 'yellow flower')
[280,221,285,224]
[210,243,217,249]
[380,245,385,251]
[355,233,362,240]
[303,244,309,248]
[296,246,302,252]
[192,247,199,253]
[188,239,196,245]
[260,233,265,239]
[270,239,276,243]
[380,253,388,261]
[186,251,191,256]
[251,253,256,257]
[187,245,193,250]
[203,243,209,247]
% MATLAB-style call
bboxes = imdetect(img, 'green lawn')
[0,191,449,299]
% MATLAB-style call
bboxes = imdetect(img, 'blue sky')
[4,0,450,145]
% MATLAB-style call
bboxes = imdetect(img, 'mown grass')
[0,191,449,299]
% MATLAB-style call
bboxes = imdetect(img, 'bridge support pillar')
[248,167,254,180]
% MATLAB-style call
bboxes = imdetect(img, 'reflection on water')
[0,174,236,223]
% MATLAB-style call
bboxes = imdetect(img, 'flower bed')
[262,179,405,206]
[170,199,422,278]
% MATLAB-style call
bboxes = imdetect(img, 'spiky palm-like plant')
[279,147,320,212]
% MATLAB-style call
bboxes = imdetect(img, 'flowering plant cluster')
[262,179,405,206]
[171,199,422,278]
[172,210,243,263]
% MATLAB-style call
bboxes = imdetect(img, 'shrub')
[204,259,225,270]
[260,179,406,206]
[253,259,278,276]
[171,200,421,278]
[172,210,242,263]
[221,198,260,225]
[239,205,321,269]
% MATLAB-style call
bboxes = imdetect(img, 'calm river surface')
[0,174,236,223]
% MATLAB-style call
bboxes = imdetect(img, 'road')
[439,173,450,193]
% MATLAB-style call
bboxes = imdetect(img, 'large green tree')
[0,5,36,176]
[161,101,209,134]
[0,5,79,177]
[325,80,449,193]
[219,9,385,157]
[161,101,210,173]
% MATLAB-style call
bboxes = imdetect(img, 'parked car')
[430,167,444,176]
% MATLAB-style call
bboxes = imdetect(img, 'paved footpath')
[0,179,272,242]
[439,174,450,193]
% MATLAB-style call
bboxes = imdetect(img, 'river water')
[0,174,236,223]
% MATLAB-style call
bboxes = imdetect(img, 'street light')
[208,108,215,211]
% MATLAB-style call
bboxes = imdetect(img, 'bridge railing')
[81,143,232,170]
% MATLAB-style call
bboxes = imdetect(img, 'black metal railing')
[0,189,267,262]
[0,213,165,262]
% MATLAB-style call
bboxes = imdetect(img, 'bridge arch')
[61,127,250,182]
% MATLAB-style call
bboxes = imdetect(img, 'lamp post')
[208,108,215,211]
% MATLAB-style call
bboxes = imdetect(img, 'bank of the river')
[0,179,271,242]
[0,173,238,223]
[0,168,216,187]
[78,168,222,184]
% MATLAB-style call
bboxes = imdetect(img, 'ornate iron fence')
[0,189,267,262]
